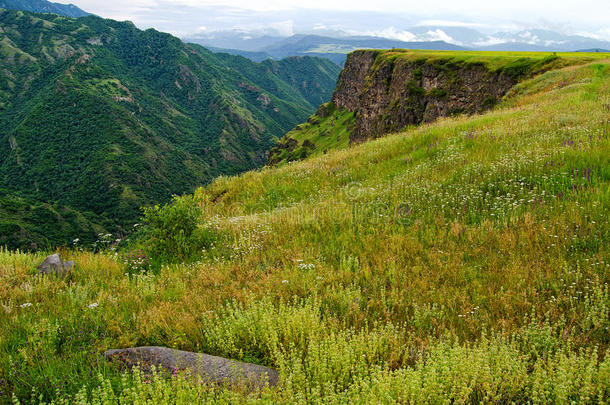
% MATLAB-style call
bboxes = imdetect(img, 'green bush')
[141,194,216,264]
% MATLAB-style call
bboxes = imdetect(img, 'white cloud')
[415,20,487,28]
[345,27,416,42]
[423,29,460,45]
[52,0,610,42]
[269,20,294,36]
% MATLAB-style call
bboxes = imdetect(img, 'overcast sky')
[53,0,610,40]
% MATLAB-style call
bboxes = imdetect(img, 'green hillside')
[0,188,109,251]
[0,0,89,17]
[1,55,609,403]
[0,10,340,250]
[269,49,610,166]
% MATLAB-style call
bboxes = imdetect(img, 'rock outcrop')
[37,253,74,279]
[331,50,518,143]
[105,346,279,390]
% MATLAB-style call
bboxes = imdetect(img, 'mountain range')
[0,9,340,250]
[0,0,89,17]
[187,28,610,65]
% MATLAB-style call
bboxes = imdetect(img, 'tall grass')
[1,60,610,403]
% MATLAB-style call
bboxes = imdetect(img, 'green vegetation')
[0,188,108,251]
[0,0,90,17]
[140,192,220,265]
[368,49,609,73]
[0,10,340,250]
[267,102,354,165]
[1,57,609,403]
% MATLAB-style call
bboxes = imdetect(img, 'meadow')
[1,56,610,403]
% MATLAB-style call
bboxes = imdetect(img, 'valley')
[0,10,340,250]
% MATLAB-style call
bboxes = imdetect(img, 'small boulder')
[37,254,73,279]
[105,346,278,390]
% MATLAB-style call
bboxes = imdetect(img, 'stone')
[37,254,73,279]
[105,346,279,390]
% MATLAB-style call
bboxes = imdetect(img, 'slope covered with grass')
[1,59,610,403]
[269,49,610,166]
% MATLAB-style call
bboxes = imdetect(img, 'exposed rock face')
[37,253,73,279]
[331,50,517,143]
[105,346,279,390]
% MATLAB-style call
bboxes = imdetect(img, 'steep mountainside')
[0,0,89,17]
[0,10,340,250]
[269,49,608,165]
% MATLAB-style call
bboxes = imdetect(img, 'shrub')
[141,193,217,264]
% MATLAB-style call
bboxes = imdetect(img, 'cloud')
[344,27,416,42]
[422,29,460,44]
[268,20,294,36]
[415,20,487,28]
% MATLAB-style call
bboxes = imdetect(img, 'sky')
[53,0,610,40]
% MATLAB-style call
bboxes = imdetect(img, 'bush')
[141,193,216,264]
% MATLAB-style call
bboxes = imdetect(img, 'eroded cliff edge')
[268,50,566,165]
[333,50,547,143]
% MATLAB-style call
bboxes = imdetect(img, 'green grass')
[267,102,354,165]
[369,49,610,72]
[2,60,610,403]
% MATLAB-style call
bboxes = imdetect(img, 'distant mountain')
[202,46,273,63]
[191,33,465,65]
[0,10,341,250]
[0,0,89,17]
[576,48,610,53]
[477,29,610,51]
[185,32,286,52]
[189,28,610,63]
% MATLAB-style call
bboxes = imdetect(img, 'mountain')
[188,28,610,62]
[202,46,273,63]
[0,0,89,17]
[184,32,286,53]
[577,48,610,53]
[0,10,341,250]
[189,33,465,65]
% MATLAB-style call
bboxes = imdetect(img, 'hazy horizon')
[51,0,610,42]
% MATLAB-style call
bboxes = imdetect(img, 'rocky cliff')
[331,50,558,143]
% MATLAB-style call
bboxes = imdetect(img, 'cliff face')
[331,50,517,143]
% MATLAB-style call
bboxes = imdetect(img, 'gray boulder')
[105,346,279,390]
[37,254,73,279]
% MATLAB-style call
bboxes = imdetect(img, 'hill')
[0,10,341,250]
[1,53,609,403]
[0,0,89,17]
[269,49,610,165]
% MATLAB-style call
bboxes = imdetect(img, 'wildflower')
[88,302,99,309]
[20,302,32,308]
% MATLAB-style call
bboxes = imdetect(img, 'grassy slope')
[267,102,354,165]
[269,50,610,166]
[1,60,610,403]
